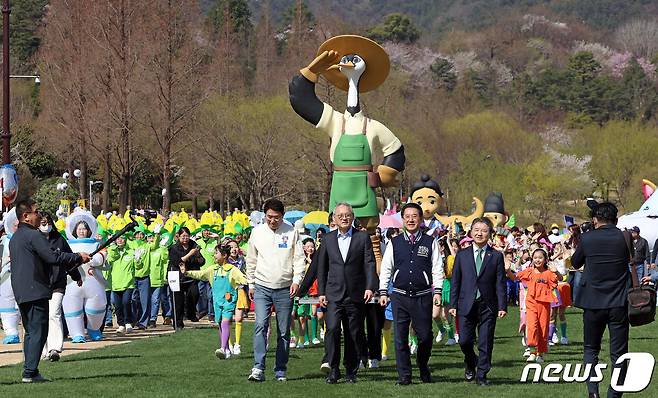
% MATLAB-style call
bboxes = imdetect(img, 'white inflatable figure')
[0,208,20,344]
[61,208,108,342]
[617,188,658,256]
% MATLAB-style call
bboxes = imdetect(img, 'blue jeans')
[112,289,134,326]
[104,291,113,325]
[132,276,152,327]
[631,263,646,281]
[150,286,162,323]
[161,287,172,318]
[253,284,293,372]
[197,281,209,314]
[206,283,214,317]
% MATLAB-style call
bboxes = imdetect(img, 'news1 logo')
[520,353,655,392]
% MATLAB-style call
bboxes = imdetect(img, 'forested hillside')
[1,0,658,224]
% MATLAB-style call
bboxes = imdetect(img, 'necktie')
[409,233,415,245]
[475,248,483,299]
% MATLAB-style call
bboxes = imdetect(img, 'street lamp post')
[2,0,10,165]
[89,180,102,213]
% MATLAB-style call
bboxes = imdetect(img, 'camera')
[130,209,158,224]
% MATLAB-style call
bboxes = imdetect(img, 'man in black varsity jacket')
[379,202,444,385]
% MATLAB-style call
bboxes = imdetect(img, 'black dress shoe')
[325,377,338,384]
[588,394,600,398]
[477,378,492,387]
[420,374,433,383]
[396,378,412,386]
[345,376,357,384]
[464,368,475,382]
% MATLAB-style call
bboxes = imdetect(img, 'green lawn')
[0,308,656,398]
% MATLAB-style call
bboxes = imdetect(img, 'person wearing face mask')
[39,213,83,362]
[548,224,563,245]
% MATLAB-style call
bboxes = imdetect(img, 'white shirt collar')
[337,227,353,238]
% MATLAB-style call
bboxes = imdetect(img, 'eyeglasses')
[334,214,353,220]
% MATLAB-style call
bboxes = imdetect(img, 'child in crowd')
[507,248,558,363]
[181,245,246,359]
[107,236,136,334]
[227,239,248,354]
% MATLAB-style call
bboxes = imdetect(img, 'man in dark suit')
[10,199,90,383]
[572,201,630,398]
[317,202,377,384]
[449,217,507,387]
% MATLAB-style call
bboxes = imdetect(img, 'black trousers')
[458,299,497,380]
[392,293,433,380]
[18,299,49,378]
[324,297,365,378]
[361,303,385,362]
[172,282,199,328]
[583,307,629,398]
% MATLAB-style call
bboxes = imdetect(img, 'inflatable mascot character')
[410,174,444,236]
[289,35,405,263]
[483,192,508,228]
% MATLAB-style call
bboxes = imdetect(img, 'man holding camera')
[571,201,630,398]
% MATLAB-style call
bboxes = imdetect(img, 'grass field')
[0,307,656,398]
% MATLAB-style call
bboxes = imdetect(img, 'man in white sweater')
[246,199,305,382]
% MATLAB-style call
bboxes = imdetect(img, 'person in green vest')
[131,225,151,330]
[196,227,219,322]
[289,35,406,266]
[144,226,170,327]
[107,236,135,334]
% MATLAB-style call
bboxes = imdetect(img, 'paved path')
[0,318,217,367]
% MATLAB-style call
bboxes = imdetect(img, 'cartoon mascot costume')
[62,208,108,342]
[289,35,405,263]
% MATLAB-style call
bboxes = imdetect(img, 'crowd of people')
[0,197,653,397]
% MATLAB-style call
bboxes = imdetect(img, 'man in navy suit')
[449,217,507,387]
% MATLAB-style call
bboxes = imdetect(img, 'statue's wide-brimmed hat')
[318,35,390,93]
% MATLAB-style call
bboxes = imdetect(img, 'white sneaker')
[296,342,304,349]
[359,360,366,369]
[368,359,379,369]
[320,328,325,341]
[248,368,265,382]
[523,348,531,357]
[549,340,555,346]
[410,343,418,355]
[435,330,443,343]
[289,337,297,348]
[445,338,457,346]
[381,355,388,361]
[125,323,133,333]
[526,353,536,362]
[215,349,224,359]
[535,355,544,364]
[560,337,569,345]
[304,340,310,347]
[116,326,126,335]
[232,344,241,355]
[551,332,559,344]
[274,370,286,381]
[312,338,321,345]
[320,362,331,374]
[22,374,48,383]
